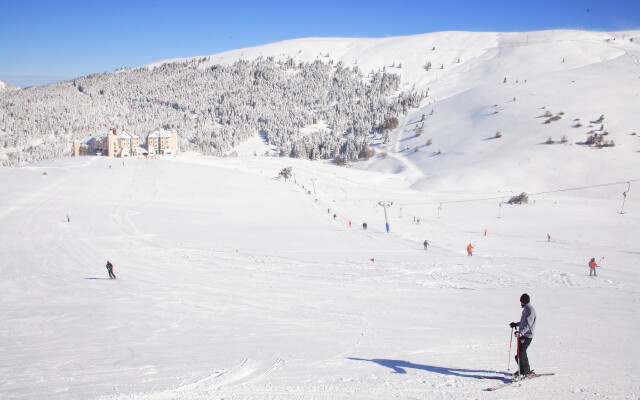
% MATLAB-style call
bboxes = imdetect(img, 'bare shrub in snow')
[278,167,292,180]
[358,148,376,160]
[508,192,529,204]
[333,156,348,166]
[383,117,399,132]
[544,115,562,124]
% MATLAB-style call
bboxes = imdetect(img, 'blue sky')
[1,0,638,87]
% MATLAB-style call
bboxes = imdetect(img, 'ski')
[483,372,555,391]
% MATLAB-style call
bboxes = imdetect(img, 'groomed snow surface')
[1,154,638,399]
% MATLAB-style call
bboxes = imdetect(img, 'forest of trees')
[0,56,424,166]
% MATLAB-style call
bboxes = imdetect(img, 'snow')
[228,132,276,157]
[0,80,20,92]
[1,153,638,399]
[147,29,640,194]
[2,30,640,399]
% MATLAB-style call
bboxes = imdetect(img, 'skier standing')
[509,293,536,379]
[106,260,116,279]
[466,243,474,256]
[588,258,598,276]
[423,240,428,250]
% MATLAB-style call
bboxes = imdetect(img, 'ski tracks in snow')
[628,51,640,67]
[101,356,285,399]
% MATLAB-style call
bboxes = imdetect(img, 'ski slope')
[1,154,638,399]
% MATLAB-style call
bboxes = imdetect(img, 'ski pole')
[516,331,521,376]
[508,327,513,371]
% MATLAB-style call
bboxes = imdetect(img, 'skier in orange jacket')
[588,258,598,276]
[467,243,474,256]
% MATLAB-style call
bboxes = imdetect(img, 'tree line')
[0,56,424,165]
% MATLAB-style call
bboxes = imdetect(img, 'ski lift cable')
[531,179,638,196]
[401,178,640,206]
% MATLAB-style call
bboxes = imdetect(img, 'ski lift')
[619,181,631,214]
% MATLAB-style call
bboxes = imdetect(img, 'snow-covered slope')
[149,30,640,193]
[0,154,638,399]
[2,31,640,399]
[0,80,20,92]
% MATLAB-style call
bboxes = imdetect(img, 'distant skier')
[67,215,70,222]
[509,293,536,379]
[467,243,474,256]
[547,234,551,242]
[423,240,428,250]
[589,258,598,276]
[363,222,368,230]
[106,260,116,279]
[484,228,487,236]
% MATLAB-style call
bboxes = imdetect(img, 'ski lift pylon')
[619,181,631,214]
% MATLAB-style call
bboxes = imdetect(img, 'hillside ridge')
[1,30,639,194]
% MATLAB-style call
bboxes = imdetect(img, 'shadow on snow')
[348,358,511,382]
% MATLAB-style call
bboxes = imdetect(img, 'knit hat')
[520,293,530,304]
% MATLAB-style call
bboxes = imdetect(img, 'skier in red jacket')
[588,258,598,276]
